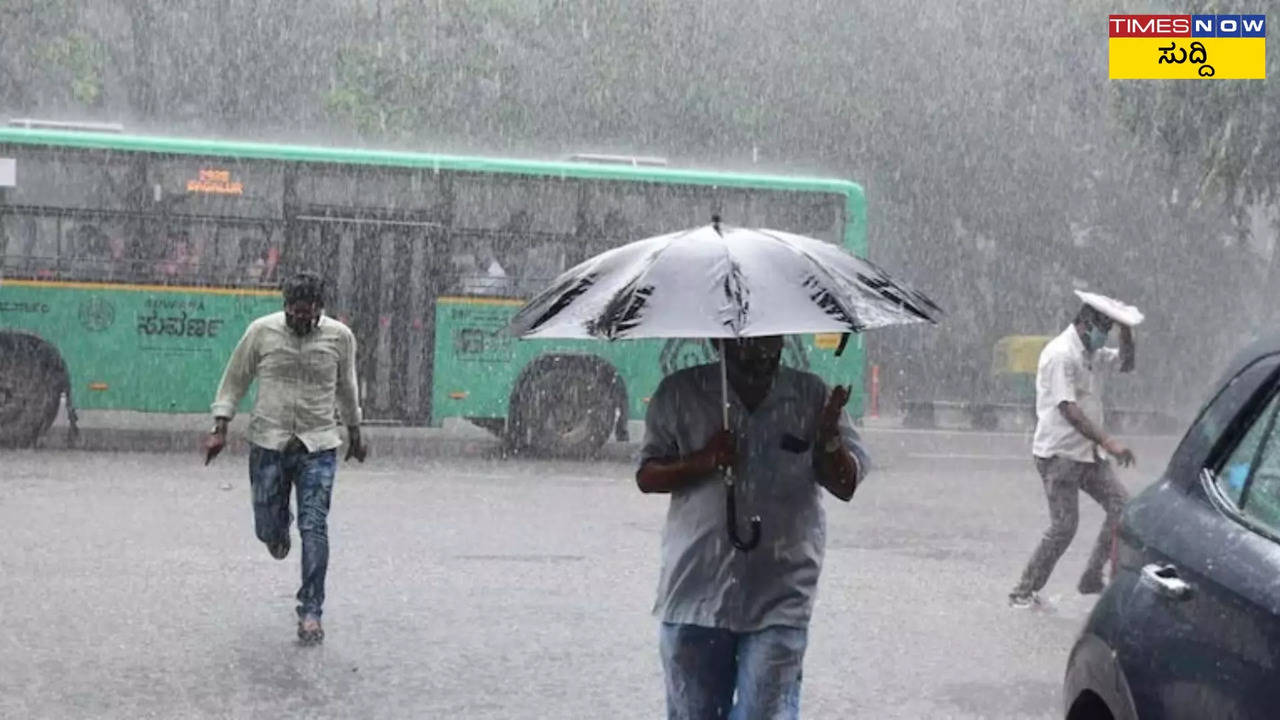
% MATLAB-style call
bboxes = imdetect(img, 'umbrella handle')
[725,475,761,552]
[720,354,758,551]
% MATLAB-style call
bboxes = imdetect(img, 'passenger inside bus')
[244,242,280,285]
[3,215,55,278]
[158,231,202,281]
[67,223,121,280]
[456,242,511,296]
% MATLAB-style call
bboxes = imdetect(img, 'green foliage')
[324,45,426,139]
[39,31,106,106]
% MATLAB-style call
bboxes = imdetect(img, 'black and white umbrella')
[507,219,941,550]
[508,221,940,342]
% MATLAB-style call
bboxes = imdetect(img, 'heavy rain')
[2,1,1278,718]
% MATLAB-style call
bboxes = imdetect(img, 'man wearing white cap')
[1009,291,1140,608]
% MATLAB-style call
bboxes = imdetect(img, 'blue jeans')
[249,444,336,619]
[660,623,808,720]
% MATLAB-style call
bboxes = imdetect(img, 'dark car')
[1064,332,1280,720]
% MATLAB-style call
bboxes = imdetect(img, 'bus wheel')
[0,335,65,448]
[508,357,621,458]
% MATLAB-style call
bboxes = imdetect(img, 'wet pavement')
[0,439,1173,719]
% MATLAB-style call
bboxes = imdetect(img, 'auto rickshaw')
[984,334,1052,428]
[992,335,1052,398]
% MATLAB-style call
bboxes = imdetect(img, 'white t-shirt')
[1031,325,1121,462]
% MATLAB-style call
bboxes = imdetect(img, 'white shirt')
[211,312,361,452]
[639,365,869,632]
[1031,325,1120,463]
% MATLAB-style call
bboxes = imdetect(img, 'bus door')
[289,216,443,425]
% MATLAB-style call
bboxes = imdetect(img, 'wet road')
[0,443,1169,719]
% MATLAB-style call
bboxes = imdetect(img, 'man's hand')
[818,385,851,440]
[815,385,859,501]
[694,429,736,474]
[345,426,368,463]
[1103,438,1136,468]
[637,429,735,494]
[1060,401,1133,467]
[203,418,229,465]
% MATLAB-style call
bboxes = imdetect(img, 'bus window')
[579,181,715,256]
[0,213,58,278]
[140,219,283,287]
[583,183,649,242]
[235,229,281,287]
[451,176,577,297]
[513,241,567,297]
[717,190,753,229]
[297,167,440,214]
[63,219,128,281]
[755,191,844,242]
[648,185,717,231]
[452,241,513,297]
[3,150,133,211]
[453,176,577,235]
[155,230,199,283]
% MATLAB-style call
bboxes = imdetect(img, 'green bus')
[0,125,868,454]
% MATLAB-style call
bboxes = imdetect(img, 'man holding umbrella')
[637,335,869,719]
[503,219,938,718]
[1009,290,1139,608]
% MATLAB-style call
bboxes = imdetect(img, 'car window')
[1174,354,1280,476]
[1216,390,1280,532]
[1194,355,1280,450]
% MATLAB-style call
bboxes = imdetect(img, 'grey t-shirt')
[639,364,870,632]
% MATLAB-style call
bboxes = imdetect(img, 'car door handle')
[1140,563,1192,601]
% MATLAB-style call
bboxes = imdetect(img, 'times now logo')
[1109,14,1267,37]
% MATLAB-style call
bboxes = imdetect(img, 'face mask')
[285,305,319,336]
[286,314,315,336]
[1086,324,1110,351]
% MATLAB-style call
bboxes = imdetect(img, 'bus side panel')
[430,297,663,426]
[0,282,275,413]
[431,297,867,427]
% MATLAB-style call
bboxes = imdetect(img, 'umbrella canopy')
[505,220,941,552]
[506,223,940,341]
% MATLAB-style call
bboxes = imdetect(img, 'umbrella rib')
[588,229,693,339]
[717,229,749,337]
[755,229,940,323]
[751,229,868,331]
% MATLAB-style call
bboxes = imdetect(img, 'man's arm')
[813,385,868,502]
[336,328,362,429]
[337,328,367,461]
[637,430,733,494]
[635,378,732,494]
[1118,325,1135,373]
[815,438,861,502]
[1059,401,1135,466]
[205,324,259,463]
[210,324,259,423]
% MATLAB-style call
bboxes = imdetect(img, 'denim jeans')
[249,444,336,619]
[660,623,808,720]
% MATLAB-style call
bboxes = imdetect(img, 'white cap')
[1074,289,1144,327]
